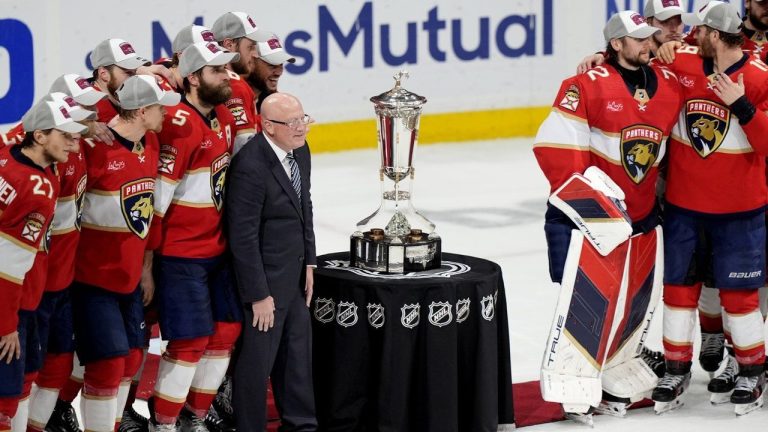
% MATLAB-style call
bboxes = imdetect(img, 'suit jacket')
[226,133,316,308]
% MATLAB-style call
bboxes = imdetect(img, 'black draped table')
[311,252,515,432]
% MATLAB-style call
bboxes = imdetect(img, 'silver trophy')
[350,71,441,273]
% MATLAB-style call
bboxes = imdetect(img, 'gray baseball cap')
[178,42,240,77]
[212,12,270,42]
[48,74,108,106]
[43,92,97,121]
[644,0,685,21]
[172,25,217,54]
[90,38,151,70]
[22,98,88,134]
[116,75,181,110]
[257,35,296,65]
[604,11,661,42]
[682,1,742,34]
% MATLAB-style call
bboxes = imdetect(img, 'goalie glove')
[548,166,632,256]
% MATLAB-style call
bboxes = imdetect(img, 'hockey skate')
[651,372,690,414]
[699,332,725,378]
[639,346,665,378]
[708,353,738,405]
[731,373,766,416]
[562,404,594,427]
[595,392,632,418]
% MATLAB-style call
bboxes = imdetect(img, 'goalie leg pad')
[602,226,664,398]
[541,231,630,407]
[548,170,632,256]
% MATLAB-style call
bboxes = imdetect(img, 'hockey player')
[0,98,85,431]
[70,75,178,432]
[534,11,682,424]
[248,34,296,126]
[144,41,241,432]
[212,11,269,154]
[26,77,108,432]
[577,0,686,74]
[650,1,768,415]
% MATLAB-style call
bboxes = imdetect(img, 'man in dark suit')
[227,92,317,431]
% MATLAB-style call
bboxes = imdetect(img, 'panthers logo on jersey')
[685,99,730,158]
[620,125,662,184]
[121,178,155,239]
[74,175,87,231]
[210,154,230,211]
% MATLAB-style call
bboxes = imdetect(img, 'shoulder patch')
[559,84,580,111]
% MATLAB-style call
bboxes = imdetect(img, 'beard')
[198,79,232,106]
[622,52,650,68]
[245,69,270,94]
[107,74,121,98]
[229,58,250,75]
[750,9,768,31]
[699,37,715,58]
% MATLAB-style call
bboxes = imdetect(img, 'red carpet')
[136,350,648,429]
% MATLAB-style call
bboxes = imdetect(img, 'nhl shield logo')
[620,125,662,184]
[74,175,87,231]
[481,295,495,321]
[401,304,420,329]
[121,178,155,239]
[336,301,358,327]
[367,303,385,328]
[428,301,453,327]
[456,298,471,323]
[210,154,229,211]
[685,99,730,158]
[313,298,335,323]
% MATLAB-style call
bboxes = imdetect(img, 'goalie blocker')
[541,170,663,415]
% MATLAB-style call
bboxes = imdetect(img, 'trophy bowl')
[350,71,442,274]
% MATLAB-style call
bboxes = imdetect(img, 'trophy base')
[350,232,441,274]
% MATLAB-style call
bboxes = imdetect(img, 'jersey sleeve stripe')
[0,235,37,281]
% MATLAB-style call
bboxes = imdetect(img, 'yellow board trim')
[305,106,552,153]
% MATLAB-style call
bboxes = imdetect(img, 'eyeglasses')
[267,114,314,131]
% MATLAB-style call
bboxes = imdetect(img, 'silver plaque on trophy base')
[350,71,441,273]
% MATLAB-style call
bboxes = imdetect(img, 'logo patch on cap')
[60,107,71,119]
[267,38,281,50]
[201,30,215,42]
[662,0,679,6]
[247,16,257,28]
[206,43,221,54]
[75,78,92,90]
[63,96,77,107]
[119,42,136,55]
[630,13,646,25]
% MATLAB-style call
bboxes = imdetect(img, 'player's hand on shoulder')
[577,53,605,75]
[89,121,114,143]
[137,64,176,89]
[657,41,683,64]
[0,330,20,364]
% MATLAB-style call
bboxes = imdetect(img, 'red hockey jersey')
[225,70,257,138]
[663,47,768,214]
[2,122,25,147]
[75,131,159,294]
[149,100,234,258]
[46,142,88,292]
[0,146,58,334]
[534,63,682,222]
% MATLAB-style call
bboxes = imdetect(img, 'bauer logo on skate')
[120,178,154,239]
[620,125,662,184]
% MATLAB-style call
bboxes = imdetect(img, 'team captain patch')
[211,154,229,211]
[685,99,730,158]
[620,124,662,184]
[121,178,155,239]
[559,84,580,111]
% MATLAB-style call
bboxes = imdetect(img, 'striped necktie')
[286,152,302,204]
